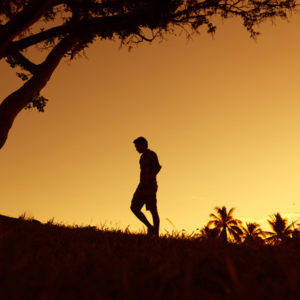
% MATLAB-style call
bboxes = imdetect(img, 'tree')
[0,0,295,149]
[242,222,265,244]
[208,206,243,243]
[265,213,294,245]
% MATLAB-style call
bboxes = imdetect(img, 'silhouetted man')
[131,137,161,236]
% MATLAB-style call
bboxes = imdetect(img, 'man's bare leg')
[150,207,160,235]
[131,206,153,230]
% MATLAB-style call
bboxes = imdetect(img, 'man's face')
[134,143,146,153]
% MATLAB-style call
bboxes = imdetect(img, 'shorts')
[131,183,158,211]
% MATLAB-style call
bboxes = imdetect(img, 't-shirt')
[139,149,161,185]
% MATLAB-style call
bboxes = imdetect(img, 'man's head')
[133,136,148,153]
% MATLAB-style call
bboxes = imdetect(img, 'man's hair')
[133,136,148,147]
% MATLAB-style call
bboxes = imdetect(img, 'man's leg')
[150,206,160,235]
[131,204,153,230]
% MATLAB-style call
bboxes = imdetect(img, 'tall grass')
[0,214,299,299]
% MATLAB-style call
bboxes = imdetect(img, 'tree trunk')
[0,34,78,149]
[0,0,57,57]
[221,227,227,243]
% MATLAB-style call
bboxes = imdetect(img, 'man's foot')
[152,226,159,236]
[147,226,159,236]
[147,226,154,235]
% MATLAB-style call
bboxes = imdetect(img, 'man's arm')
[153,164,161,175]
[144,152,161,182]
[151,151,161,174]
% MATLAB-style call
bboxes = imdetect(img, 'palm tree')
[242,222,265,243]
[265,213,294,245]
[208,206,243,243]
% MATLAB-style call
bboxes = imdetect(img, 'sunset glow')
[1,15,300,233]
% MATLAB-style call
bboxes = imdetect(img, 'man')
[131,137,161,236]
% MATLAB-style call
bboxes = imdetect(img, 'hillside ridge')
[0,213,299,299]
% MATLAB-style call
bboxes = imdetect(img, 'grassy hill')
[0,214,299,300]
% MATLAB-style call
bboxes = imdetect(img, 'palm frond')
[228,207,236,217]
[209,213,220,221]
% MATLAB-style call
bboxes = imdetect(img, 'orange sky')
[1,14,300,233]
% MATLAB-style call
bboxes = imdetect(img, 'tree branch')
[136,32,156,42]
[2,23,74,58]
[0,31,81,149]
[2,0,179,58]
[1,0,296,60]
[8,51,39,74]
[0,0,59,57]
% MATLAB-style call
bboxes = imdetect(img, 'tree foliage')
[265,212,295,244]
[208,206,243,242]
[1,0,296,87]
[201,208,299,244]
[0,0,296,149]
[242,222,265,243]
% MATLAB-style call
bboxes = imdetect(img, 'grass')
[0,214,299,300]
